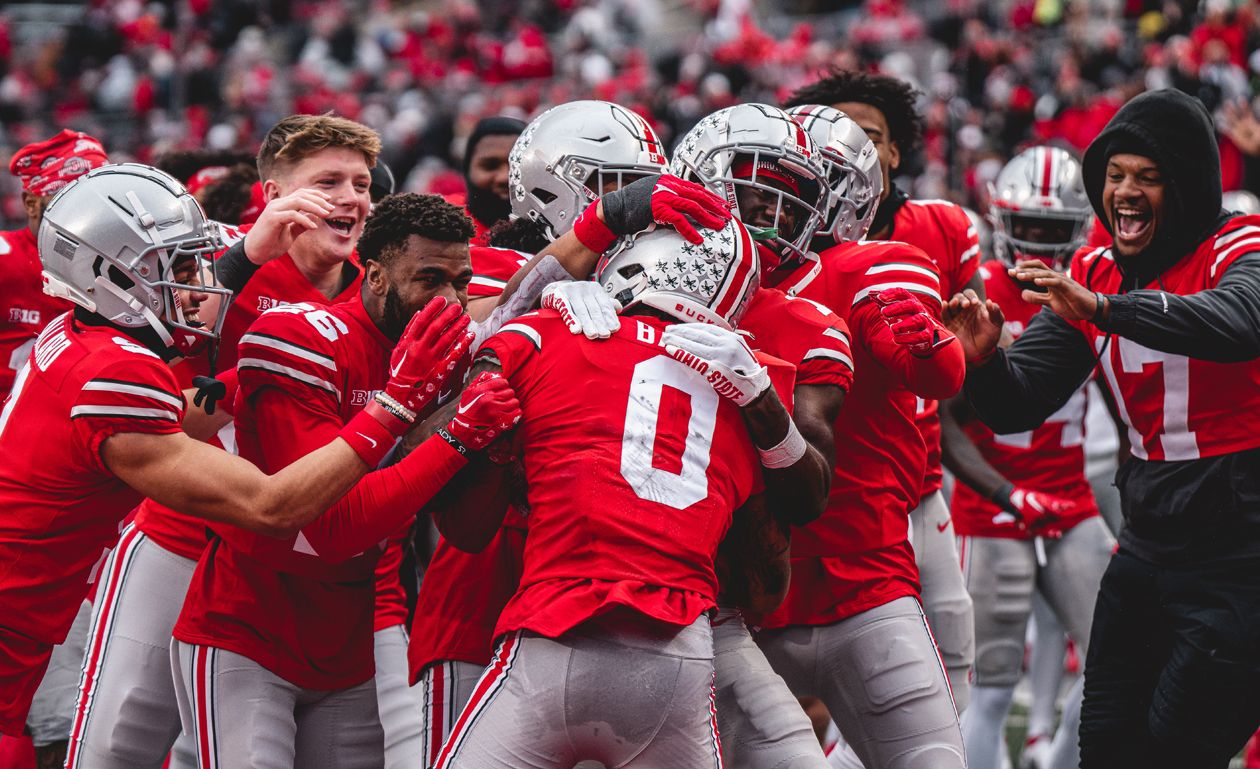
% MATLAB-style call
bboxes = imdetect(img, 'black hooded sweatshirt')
[963,89,1260,563]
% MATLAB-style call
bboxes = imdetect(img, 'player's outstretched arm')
[939,394,1009,500]
[103,429,373,539]
[716,493,791,615]
[858,290,965,400]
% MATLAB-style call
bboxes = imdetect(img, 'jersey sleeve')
[947,204,981,295]
[783,296,855,391]
[234,303,343,418]
[469,246,532,299]
[850,243,945,314]
[479,311,548,379]
[72,351,186,472]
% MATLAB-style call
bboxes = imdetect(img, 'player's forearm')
[301,434,469,560]
[425,456,514,553]
[741,388,832,526]
[498,226,602,303]
[892,338,966,400]
[716,497,791,614]
[939,396,1009,498]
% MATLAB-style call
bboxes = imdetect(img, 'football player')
[948,89,1260,768]
[411,100,682,766]
[460,117,526,245]
[714,106,968,769]
[939,146,1115,769]
[668,102,860,769]
[432,218,778,769]
[787,73,981,707]
[0,164,471,743]
[66,114,383,769]
[169,192,520,769]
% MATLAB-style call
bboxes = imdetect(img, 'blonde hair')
[256,113,381,181]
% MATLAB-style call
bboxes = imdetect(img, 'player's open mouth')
[1113,206,1151,242]
[327,217,356,235]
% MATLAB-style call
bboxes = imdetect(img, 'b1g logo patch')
[349,389,380,407]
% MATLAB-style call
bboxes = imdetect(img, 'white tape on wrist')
[758,419,808,469]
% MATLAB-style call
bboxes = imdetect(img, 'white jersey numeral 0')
[620,355,718,510]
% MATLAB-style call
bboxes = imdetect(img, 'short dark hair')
[486,217,550,253]
[199,163,259,225]
[357,193,475,267]
[784,69,923,160]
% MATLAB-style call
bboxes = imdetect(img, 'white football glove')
[661,323,771,407]
[540,280,622,339]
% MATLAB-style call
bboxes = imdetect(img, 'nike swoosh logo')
[457,392,486,415]
[936,520,949,533]
[390,351,407,378]
[356,432,378,449]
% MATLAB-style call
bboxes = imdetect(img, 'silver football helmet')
[670,103,829,264]
[509,100,669,240]
[989,146,1091,270]
[39,163,230,359]
[786,105,882,243]
[596,217,760,330]
[1223,189,1260,215]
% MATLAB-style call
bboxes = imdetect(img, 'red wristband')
[573,201,617,254]
[339,410,398,467]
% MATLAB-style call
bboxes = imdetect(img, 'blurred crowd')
[5,0,1260,227]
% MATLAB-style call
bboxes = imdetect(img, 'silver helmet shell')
[509,100,669,240]
[989,146,1091,270]
[786,105,882,243]
[39,163,230,358]
[596,217,760,331]
[1223,189,1260,215]
[669,103,829,264]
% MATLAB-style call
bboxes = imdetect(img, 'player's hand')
[992,485,1075,536]
[446,372,522,452]
[872,288,953,357]
[242,188,335,264]
[541,280,622,339]
[600,173,732,244]
[943,289,1005,363]
[369,298,473,435]
[1010,260,1099,322]
[662,323,771,406]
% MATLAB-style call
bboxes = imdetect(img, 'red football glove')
[872,287,953,357]
[366,297,473,436]
[597,173,732,245]
[991,484,1075,537]
[445,372,522,452]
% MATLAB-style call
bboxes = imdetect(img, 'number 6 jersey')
[479,310,761,641]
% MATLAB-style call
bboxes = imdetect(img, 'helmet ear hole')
[531,187,558,205]
[92,256,136,291]
[618,263,644,279]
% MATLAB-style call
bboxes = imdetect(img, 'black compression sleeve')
[964,310,1098,434]
[214,239,262,294]
[1096,253,1260,363]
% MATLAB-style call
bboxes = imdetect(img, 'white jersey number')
[621,356,718,510]
[1096,336,1198,461]
[992,386,1087,450]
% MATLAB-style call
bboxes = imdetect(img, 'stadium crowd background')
[3,0,1260,230]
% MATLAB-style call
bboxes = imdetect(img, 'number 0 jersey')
[0,314,184,645]
[480,310,760,640]
[1070,214,1260,462]
[950,262,1099,538]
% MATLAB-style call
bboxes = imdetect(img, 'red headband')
[730,157,801,196]
[9,129,109,197]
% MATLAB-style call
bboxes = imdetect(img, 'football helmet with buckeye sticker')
[596,217,760,330]
[38,163,231,360]
[509,100,669,240]
[670,103,829,265]
[989,146,1091,271]
[786,104,882,244]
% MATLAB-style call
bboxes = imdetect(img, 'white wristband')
[757,420,808,469]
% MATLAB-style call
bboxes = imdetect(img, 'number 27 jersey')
[480,310,760,640]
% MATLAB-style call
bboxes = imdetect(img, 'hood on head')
[1083,89,1225,282]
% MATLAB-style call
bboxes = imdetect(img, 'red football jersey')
[173,296,405,689]
[134,241,370,594]
[0,227,71,399]
[481,311,760,639]
[1069,215,1260,461]
[950,262,1100,538]
[0,314,184,646]
[889,199,981,497]
[763,240,955,628]
[469,245,530,299]
[741,284,854,393]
